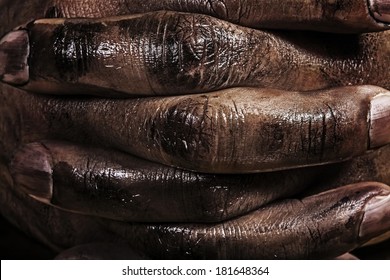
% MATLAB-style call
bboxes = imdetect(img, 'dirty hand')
[0,0,390,259]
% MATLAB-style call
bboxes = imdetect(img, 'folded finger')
[5,84,390,173]
[50,0,390,32]
[335,253,359,260]
[1,13,390,95]
[8,142,390,223]
[107,182,390,259]
[26,86,390,173]
[9,141,320,222]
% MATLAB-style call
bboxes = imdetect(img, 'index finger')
[2,14,390,96]
[51,0,390,33]
[15,85,390,173]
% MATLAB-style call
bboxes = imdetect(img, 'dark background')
[0,214,55,259]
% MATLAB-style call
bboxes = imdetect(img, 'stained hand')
[0,0,390,259]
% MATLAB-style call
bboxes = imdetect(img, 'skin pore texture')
[0,0,390,259]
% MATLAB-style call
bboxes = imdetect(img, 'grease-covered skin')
[3,141,390,259]
[1,81,390,259]
[10,141,321,222]
[106,183,390,259]
[8,0,390,32]
[2,85,389,173]
[1,0,390,260]
[8,140,390,225]
[1,0,389,33]
[2,13,390,96]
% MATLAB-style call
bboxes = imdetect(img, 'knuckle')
[144,12,237,93]
[155,96,214,165]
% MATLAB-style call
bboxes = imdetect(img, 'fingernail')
[359,194,390,241]
[369,93,390,149]
[0,30,29,85]
[369,0,390,23]
[10,143,53,203]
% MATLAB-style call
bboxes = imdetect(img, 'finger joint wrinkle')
[158,97,214,164]
[296,105,341,160]
[145,12,254,93]
[53,23,101,82]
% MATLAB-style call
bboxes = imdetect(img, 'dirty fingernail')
[369,93,390,149]
[0,30,29,85]
[10,143,53,203]
[359,194,390,241]
[369,0,390,23]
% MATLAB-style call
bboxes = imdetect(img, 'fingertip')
[0,30,29,85]
[359,193,390,242]
[369,92,390,149]
[334,253,360,260]
[369,0,390,23]
[10,142,53,204]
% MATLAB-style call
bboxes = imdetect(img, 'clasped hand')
[0,0,390,259]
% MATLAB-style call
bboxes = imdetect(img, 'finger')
[0,30,29,85]
[8,140,390,223]
[106,182,390,259]
[2,14,390,96]
[9,141,320,222]
[3,0,387,33]
[55,243,147,260]
[50,0,390,33]
[335,253,359,260]
[25,85,390,173]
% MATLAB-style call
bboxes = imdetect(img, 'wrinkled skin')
[1,0,390,259]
